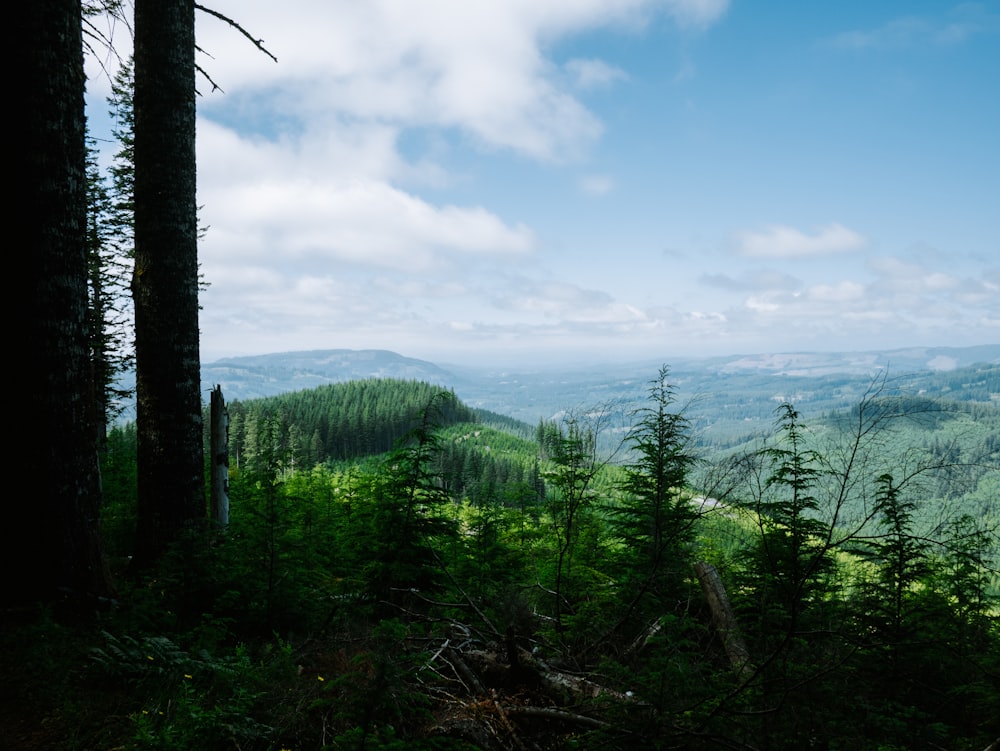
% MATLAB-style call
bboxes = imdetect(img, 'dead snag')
[694,561,752,676]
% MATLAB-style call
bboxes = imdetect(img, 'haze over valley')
[201,343,1000,447]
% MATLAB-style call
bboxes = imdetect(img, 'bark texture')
[133,0,206,565]
[210,385,230,528]
[695,561,752,675]
[18,0,111,602]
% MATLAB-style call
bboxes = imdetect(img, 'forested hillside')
[197,348,998,453]
[13,371,997,751]
[226,379,480,465]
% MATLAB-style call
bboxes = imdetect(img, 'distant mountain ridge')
[204,344,1000,393]
[201,345,1000,423]
[203,349,456,401]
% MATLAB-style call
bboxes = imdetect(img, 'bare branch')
[195,3,278,62]
[504,705,611,729]
[82,1,131,84]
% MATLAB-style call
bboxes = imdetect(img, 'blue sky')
[87,1,999,366]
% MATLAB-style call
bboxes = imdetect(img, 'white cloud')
[565,58,629,89]
[197,121,534,273]
[807,281,865,302]
[684,249,1000,359]
[373,277,467,300]
[491,278,648,324]
[867,256,951,295]
[203,177,534,271]
[699,269,801,291]
[865,257,999,314]
[734,223,867,259]
[743,298,777,313]
[194,0,727,161]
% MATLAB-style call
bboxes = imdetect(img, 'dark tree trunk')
[210,385,230,528]
[16,0,111,603]
[132,0,206,566]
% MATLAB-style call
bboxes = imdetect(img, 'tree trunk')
[210,385,230,528]
[17,0,111,603]
[132,0,205,566]
[695,561,752,675]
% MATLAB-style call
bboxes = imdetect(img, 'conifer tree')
[608,366,698,637]
[132,0,206,566]
[357,394,458,609]
[18,0,112,601]
[86,137,133,436]
[860,473,931,643]
[743,404,833,630]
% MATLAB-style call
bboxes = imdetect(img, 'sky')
[85,1,1000,367]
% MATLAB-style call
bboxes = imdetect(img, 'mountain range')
[200,345,1000,443]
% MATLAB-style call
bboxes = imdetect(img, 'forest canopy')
[58,372,1000,750]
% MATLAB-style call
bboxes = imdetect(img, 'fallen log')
[505,705,611,729]
[694,561,752,676]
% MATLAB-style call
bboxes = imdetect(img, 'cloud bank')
[734,224,867,259]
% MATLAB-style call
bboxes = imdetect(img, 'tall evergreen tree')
[132,0,206,566]
[744,404,833,628]
[860,473,932,642]
[727,405,845,747]
[608,366,698,635]
[86,138,133,436]
[17,0,112,602]
[107,57,135,250]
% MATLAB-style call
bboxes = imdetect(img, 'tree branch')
[195,4,278,62]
